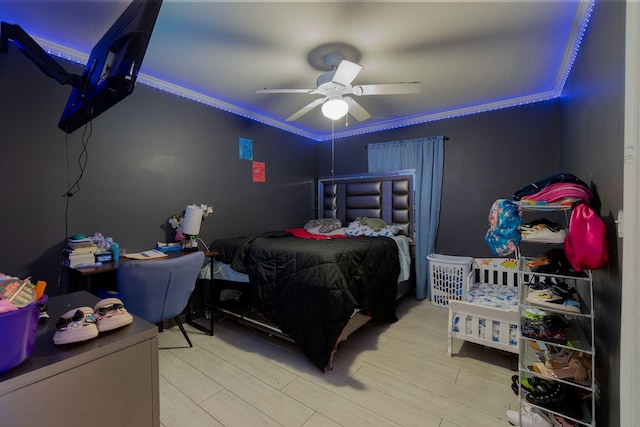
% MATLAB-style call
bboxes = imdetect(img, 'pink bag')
[564,203,609,271]
[521,182,592,204]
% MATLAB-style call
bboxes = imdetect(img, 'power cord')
[197,237,210,252]
[56,118,93,295]
[62,118,92,199]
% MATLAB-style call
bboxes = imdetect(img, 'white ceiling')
[0,1,594,140]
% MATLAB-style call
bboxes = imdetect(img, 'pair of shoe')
[506,405,577,427]
[526,283,582,314]
[53,298,133,345]
[521,315,568,345]
[527,249,578,276]
[521,222,567,244]
[525,381,571,407]
[506,404,554,427]
[511,375,555,396]
[532,352,592,383]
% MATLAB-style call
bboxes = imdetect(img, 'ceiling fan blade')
[286,98,326,121]
[331,60,363,87]
[353,82,421,96]
[255,88,314,94]
[344,97,371,122]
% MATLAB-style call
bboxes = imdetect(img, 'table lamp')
[181,204,204,251]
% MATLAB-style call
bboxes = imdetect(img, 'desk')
[67,250,216,290]
[66,256,128,294]
[65,250,219,334]
[0,291,159,427]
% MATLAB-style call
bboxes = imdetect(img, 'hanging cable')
[331,119,335,184]
[62,118,92,198]
[57,114,93,295]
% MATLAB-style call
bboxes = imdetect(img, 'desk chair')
[116,251,205,347]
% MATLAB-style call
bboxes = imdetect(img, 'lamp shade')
[182,205,203,235]
[322,97,349,120]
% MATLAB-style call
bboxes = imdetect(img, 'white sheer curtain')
[368,136,444,300]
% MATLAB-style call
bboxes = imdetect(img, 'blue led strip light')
[30,2,595,143]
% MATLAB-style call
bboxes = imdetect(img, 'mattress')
[201,234,412,284]
[465,282,519,311]
[452,280,518,346]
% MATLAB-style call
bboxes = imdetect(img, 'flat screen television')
[58,0,163,133]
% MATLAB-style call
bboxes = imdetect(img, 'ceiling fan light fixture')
[322,97,349,120]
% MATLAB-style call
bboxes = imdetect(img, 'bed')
[447,258,520,356]
[205,171,415,371]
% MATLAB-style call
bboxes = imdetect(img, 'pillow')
[303,218,342,233]
[355,216,388,231]
[345,221,403,237]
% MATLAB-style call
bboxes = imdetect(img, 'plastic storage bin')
[427,254,473,307]
[0,294,47,374]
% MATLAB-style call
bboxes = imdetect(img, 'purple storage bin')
[0,294,47,374]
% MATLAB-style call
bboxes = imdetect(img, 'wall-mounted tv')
[0,0,163,134]
[58,0,163,133]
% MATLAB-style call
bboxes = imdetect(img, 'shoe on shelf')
[525,381,569,407]
[521,317,567,345]
[528,340,549,352]
[553,415,578,426]
[53,306,99,345]
[506,405,553,427]
[532,355,591,383]
[521,224,567,244]
[511,375,555,396]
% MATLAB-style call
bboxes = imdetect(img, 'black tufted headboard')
[317,170,415,239]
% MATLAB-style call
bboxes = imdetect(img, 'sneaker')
[94,297,133,332]
[522,224,567,244]
[506,405,553,427]
[53,307,99,345]
[512,374,556,395]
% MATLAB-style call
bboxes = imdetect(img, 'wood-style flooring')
[158,296,519,426]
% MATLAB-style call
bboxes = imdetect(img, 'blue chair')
[116,251,205,347]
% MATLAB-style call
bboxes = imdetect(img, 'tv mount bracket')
[1,22,83,88]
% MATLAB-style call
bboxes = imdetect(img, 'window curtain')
[368,136,444,300]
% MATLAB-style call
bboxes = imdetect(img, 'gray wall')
[0,44,318,294]
[559,1,625,425]
[0,2,625,423]
[320,100,561,258]
[320,2,626,424]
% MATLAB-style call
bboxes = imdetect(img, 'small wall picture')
[239,137,253,160]
[252,161,265,183]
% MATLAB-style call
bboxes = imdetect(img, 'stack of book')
[63,237,98,267]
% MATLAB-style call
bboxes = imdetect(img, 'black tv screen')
[58,0,163,133]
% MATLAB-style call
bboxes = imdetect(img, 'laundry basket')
[0,294,47,374]
[427,254,473,307]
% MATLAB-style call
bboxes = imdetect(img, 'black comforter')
[212,232,400,371]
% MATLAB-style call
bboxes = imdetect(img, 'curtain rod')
[364,134,449,149]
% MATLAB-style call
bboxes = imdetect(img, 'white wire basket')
[427,254,473,307]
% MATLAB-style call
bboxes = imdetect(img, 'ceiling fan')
[255,52,421,122]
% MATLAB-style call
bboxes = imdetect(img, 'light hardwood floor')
[158,296,519,427]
